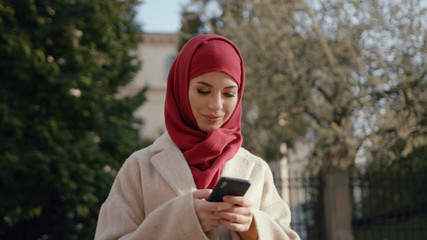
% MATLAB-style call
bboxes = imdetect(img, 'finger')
[194,200,232,218]
[224,207,251,216]
[216,210,252,224]
[194,199,223,232]
[193,189,212,199]
[206,201,234,212]
[201,219,221,232]
[223,196,251,207]
[219,217,251,232]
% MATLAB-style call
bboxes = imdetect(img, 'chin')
[201,126,221,133]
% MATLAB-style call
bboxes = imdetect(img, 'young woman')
[95,34,300,240]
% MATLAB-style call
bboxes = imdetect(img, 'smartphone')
[207,177,251,202]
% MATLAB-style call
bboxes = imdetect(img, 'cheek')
[188,92,207,119]
[188,93,199,114]
[224,99,238,118]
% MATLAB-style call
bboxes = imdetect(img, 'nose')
[208,93,222,110]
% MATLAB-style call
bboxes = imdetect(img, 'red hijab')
[164,34,245,189]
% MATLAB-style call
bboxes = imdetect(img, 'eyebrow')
[195,81,238,89]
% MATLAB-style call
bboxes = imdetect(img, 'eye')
[224,92,237,98]
[197,89,210,95]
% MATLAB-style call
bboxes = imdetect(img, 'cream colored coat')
[95,133,300,240]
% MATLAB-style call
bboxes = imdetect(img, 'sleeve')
[252,164,301,240]
[94,156,209,240]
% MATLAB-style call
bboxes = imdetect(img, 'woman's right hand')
[193,189,234,232]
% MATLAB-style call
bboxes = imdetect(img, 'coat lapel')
[221,148,255,180]
[150,133,196,196]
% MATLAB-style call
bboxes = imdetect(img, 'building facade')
[118,33,179,139]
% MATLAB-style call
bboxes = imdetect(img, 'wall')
[118,33,179,139]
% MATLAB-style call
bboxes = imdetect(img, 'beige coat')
[95,133,300,240]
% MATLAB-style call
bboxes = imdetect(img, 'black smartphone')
[207,177,251,202]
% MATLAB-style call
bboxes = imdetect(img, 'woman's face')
[188,71,239,133]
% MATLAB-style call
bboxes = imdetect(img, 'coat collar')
[150,132,197,196]
[150,132,254,194]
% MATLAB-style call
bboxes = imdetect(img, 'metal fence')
[351,171,427,240]
[276,171,427,240]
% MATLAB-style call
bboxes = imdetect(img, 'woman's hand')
[193,189,234,232]
[215,195,258,240]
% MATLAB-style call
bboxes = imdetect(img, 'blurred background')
[1,0,426,239]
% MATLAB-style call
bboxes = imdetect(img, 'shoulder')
[114,146,152,179]
[125,146,152,166]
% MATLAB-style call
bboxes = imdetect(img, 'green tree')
[190,0,426,239]
[0,0,145,238]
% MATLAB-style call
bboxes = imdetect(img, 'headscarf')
[164,34,245,189]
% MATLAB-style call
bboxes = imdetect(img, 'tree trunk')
[323,166,354,240]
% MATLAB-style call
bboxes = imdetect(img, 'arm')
[94,156,208,240]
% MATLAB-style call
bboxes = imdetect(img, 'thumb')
[193,189,213,200]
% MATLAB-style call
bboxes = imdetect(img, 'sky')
[135,0,191,33]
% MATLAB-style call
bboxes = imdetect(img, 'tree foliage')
[0,0,144,238]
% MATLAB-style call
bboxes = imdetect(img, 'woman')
[95,34,300,240]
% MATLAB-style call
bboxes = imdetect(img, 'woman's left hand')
[214,195,258,239]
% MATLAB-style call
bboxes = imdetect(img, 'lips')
[203,114,223,123]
